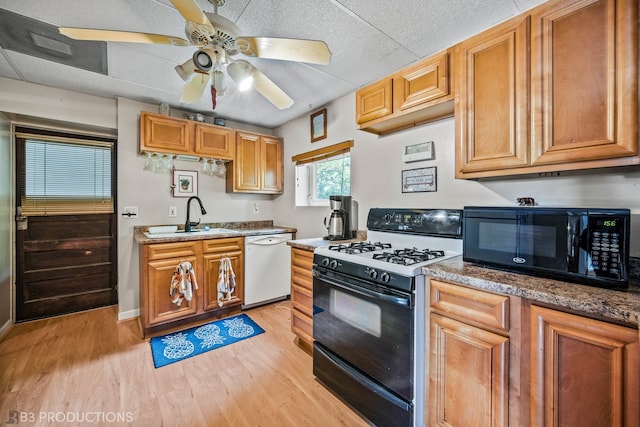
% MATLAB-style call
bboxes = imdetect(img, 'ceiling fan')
[58,0,331,110]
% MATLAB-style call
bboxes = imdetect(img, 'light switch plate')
[169,206,177,217]
[122,206,138,219]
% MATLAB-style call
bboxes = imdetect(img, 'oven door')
[312,266,414,400]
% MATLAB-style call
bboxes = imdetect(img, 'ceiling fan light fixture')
[227,60,254,91]
[193,49,213,72]
[175,58,195,81]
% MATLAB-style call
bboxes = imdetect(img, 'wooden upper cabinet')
[531,0,638,166]
[140,111,236,159]
[356,50,454,135]
[261,135,284,193]
[356,78,393,124]
[193,123,235,159]
[529,305,639,427]
[228,131,284,194]
[232,131,261,192]
[140,112,191,154]
[455,15,531,176]
[456,0,639,179]
[394,51,449,111]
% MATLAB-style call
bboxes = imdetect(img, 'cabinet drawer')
[291,248,314,267]
[430,279,509,333]
[202,237,243,254]
[147,241,198,261]
[291,308,313,345]
[291,284,313,317]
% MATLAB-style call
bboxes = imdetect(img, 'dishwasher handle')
[246,235,291,246]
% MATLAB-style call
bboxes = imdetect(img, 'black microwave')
[463,206,630,289]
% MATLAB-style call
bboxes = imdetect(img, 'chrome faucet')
[185,196,207,232]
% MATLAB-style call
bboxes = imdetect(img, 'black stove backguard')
[367,208,463,237]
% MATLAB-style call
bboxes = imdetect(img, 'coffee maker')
[324,195,358,240]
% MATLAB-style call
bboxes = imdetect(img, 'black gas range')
[312,208,463,427]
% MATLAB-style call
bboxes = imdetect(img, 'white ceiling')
[0,0,545,129]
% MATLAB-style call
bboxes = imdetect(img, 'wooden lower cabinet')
[428,279,513,426]
[426,278,640,427]
[290,247,314,351]
[529,305,640,427]
[139,238,244,337]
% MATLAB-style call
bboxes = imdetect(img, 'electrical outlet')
[253,203,259,215]
[168,206,177,218]
[122,206,138,219]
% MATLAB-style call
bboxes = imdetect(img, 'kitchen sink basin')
[143,228,239,239]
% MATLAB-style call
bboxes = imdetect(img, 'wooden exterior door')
[15,129,118,322]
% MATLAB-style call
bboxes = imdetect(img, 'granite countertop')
[134,221,297,244]
[423,256,640,328]
[288,231,367,251]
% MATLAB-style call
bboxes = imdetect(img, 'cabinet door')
[455,16,530,176]
[356,78,393,124]
[140,112,191,154]
[430,313,509,427]
[394,51,449,111]
[194,123,235,159]
[233,131,261,192]
[146,256,199,325]
[201,238,244,311]
[261,136,283,193]
[530,305,639,427]
[531,0,638,165]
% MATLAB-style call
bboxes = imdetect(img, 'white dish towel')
[217,257,236,307]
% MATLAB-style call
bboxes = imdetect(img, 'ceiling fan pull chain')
[211,86,217,110]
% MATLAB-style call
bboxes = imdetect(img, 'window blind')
[17,132,115,215]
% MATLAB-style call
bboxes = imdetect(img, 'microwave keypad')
[590,231,622,278]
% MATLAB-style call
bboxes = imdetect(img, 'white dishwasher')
[243,233,292,309]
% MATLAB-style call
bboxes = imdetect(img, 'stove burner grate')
[372,248,446,265]
[328,241,392,254]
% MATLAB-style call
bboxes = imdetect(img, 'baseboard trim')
[118,308,140,322]
[0,318,13,342]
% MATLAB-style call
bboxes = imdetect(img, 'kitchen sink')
[143,228,239,239]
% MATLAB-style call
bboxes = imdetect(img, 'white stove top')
[315,230,463,277]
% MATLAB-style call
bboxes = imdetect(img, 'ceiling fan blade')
[252,68,294,110]
[59,28,190,46]
[236,37,331,65]
[170,0,213,27]
[180,72,210,103]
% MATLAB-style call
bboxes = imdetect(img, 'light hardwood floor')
[0,301,370,426]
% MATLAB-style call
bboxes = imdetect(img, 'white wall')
[115,97,276,318]
[273,93,640,256]
[0,112,11,334]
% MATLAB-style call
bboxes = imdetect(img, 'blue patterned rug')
[150,314,265,368]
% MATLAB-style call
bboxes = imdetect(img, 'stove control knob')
[321,258,330,267]
[380,272,390,283]
[368,269,378,280]
[329,259,339,269]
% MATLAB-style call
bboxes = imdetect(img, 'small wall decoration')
[402,167,437,193]
[173,169,198,197]
[310,108,327,142]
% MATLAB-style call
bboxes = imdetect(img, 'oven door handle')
[314,271,412,306]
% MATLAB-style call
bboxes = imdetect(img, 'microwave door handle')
[567,216,580,271]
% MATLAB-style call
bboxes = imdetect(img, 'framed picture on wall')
[310,108,327,142]
[401,167,437,193]
[172,169,198,197]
